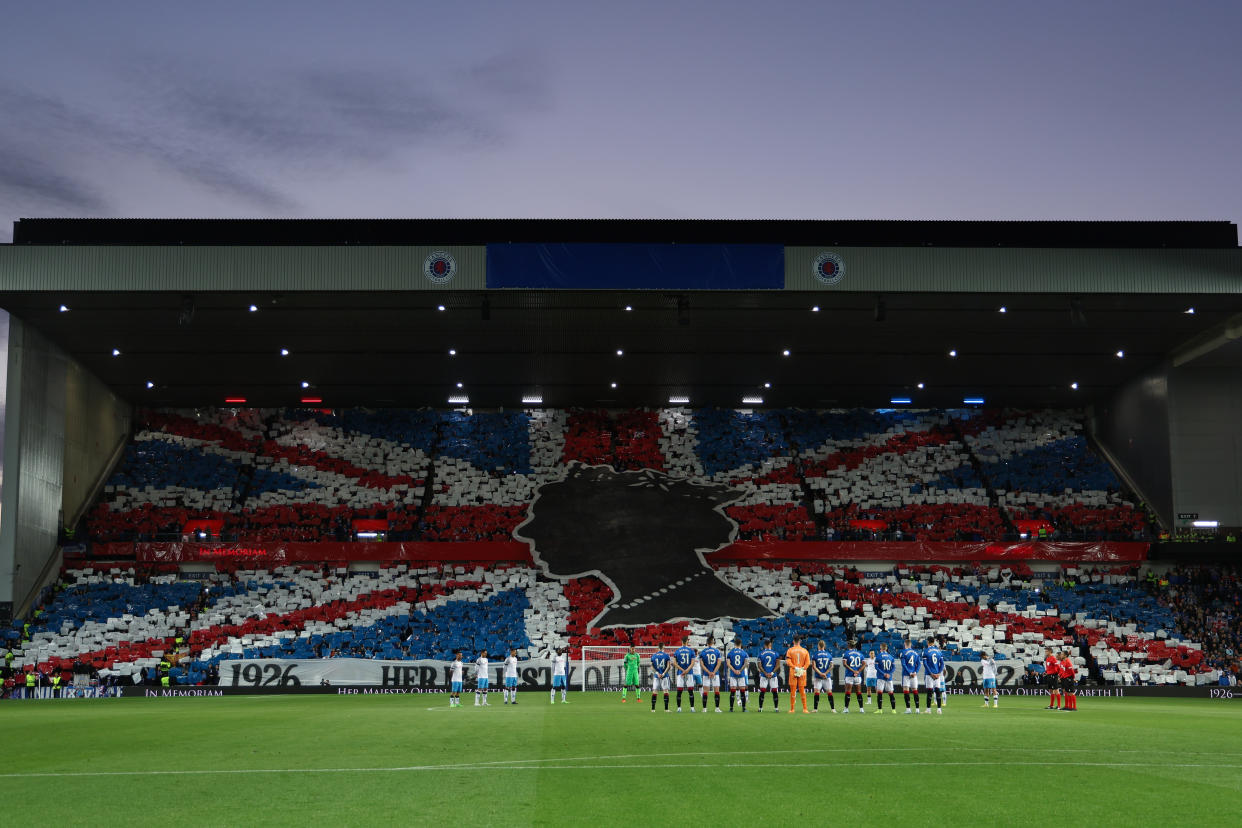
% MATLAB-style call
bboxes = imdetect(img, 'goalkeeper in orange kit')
[784,635,811,714]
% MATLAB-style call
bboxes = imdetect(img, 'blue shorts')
[866,677,877,688]
[552,675,566,688]
[451,681,462,693]
[477,678,489,690]
[505,677,517,688]
[983,678,997,689]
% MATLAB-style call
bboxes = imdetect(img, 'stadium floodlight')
[145,381,154,389]
[742,395,763,405]
[763,382,771,388]
[624,305,633,312]
[669,395,690,405]
[456,381,464,388]
[998,306,1007,313]
[890,397,912,405]
[1070,381,1079,390]
[111,348,121,357]
[1115,349,1125,358]
[448,348,457,355]
[610,382,617,388]
[301,381,310,388]
[948,349,958,358]
[811,305,820,312]
[437,304,446,312]
[963,397,985,405]
[616,349,624,356]
[521,395,543,405]
[1192,520,1219,528]
[248,304,258,312]
[59,304,69,312]
[782,349,791,357]
[448,395,470,405]
[1184,307,1195,314]
[280,348,290,356]
[917,382,925,389]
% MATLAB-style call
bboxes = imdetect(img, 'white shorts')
[675,673,694,689]
[758,675,779,690]
[700,674,721,689]
[728,673,749,689]
[877,679,895,693]
[813,676,833,693]
[651,675,670,692]
[843,675,861,686]
[902,675,919,690]
[924,675,942,690]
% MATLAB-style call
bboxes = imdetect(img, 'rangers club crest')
[812,251,845,286]
[423,251,457,285]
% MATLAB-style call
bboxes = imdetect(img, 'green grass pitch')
[3,691,1241,826]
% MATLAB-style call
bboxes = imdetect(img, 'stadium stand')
[85,406,1151,544]
[2,560,1224,694]
[8,403,1206,697]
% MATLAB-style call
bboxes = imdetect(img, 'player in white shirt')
[863,651,877,705]
[474,650,491,706]
[449,651,464,708]
[503,648,520,705]
[550,649,569,704]
[979,651,999,708]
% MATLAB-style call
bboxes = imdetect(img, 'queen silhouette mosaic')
[515,463,772,627]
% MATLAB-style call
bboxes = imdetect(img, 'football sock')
[742,690,748,711]
[729,691,735,711]
[890,693,897,710]
[903,691,910,709]
[652,693,657,710]
[772,692,779,709]
[813,692,820,710]
[827,692,835,711]
[702,693,708,709]
[676,690,683,707]
[758,690,764,709]
[715,691,720,709]
[664,692,669,710]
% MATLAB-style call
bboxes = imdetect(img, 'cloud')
[465,49,554,110]
[0,47,551,219]
[0,145,107,213]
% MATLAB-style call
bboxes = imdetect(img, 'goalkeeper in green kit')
[621,645,641,703]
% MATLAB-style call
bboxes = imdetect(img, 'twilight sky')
[2,1,1240,241]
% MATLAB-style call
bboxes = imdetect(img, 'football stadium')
[2,218,1241,824]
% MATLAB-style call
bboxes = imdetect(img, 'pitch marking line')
[4,748,1241,779]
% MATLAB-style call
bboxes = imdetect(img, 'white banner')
[213,657,1024,690]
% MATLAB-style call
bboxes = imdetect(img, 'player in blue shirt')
[841,644,865,712]
[811,641,835,712]
[672,637,697,712]
[756,639,781,712]
[699,638,724,713]
[922,638,947,714]
[725,640,749,712]
[875,642,897,713]
[899,638,922,714]
[650,644,672,712]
